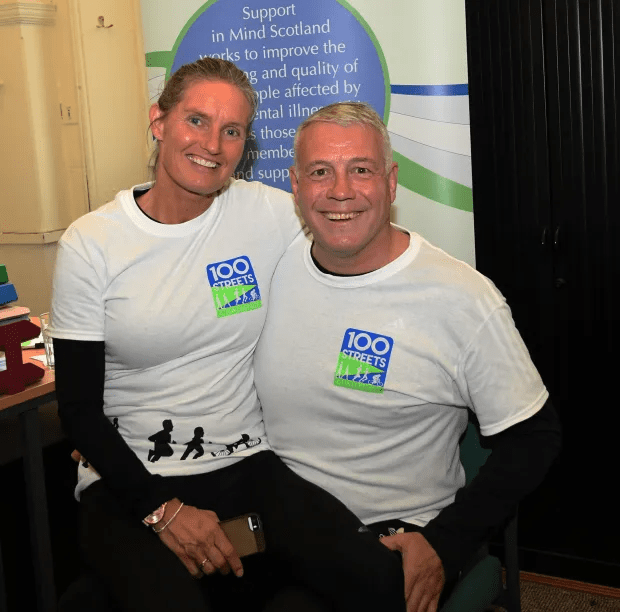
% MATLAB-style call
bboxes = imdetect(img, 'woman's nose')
[200,128,221,155]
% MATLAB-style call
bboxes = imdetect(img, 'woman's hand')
[155,499,244,579]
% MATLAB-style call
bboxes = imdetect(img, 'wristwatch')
[142,502,167,527]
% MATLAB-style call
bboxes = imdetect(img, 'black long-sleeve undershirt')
[53,338,176,520]
[421,398,561,581]
[54,337,561,573]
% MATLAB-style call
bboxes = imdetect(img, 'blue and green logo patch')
[206,256,261,318]
[334,328,394,394]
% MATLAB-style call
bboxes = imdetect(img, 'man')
[253,102,561,612]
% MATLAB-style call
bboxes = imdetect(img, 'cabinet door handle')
[554,225,561,249]
[541,227,548,246]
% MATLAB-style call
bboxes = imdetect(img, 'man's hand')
[380,531,445,612]
[156,500,244,580]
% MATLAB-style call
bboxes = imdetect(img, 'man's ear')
[388,162,399,203]
[289,165,299,201]
[149,103,165,141]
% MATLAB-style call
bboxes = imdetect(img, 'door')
[465,0,620,586]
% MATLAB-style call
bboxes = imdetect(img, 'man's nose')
[327,171,355,200]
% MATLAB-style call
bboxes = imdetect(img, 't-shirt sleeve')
[263,185,304,247]
[50,228,106,341]
[456,305,549,436]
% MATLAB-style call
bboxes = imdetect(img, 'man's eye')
[189,117,201,126]
[311,168,327,177]
[226,128,241,137]
[354,167,370,174]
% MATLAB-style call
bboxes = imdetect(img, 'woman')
[50,58,404,612]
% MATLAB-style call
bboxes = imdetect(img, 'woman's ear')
[149,103,165,141]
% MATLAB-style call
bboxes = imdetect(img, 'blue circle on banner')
[171,0,388,191]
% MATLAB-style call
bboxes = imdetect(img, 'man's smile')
[323,212,361,221]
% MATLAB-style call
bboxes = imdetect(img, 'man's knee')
[366,550,405,603]
[338,544,405,610]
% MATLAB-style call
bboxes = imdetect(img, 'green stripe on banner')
[145,51,173,72]
[336,0,391,123]
[394,152,473,212]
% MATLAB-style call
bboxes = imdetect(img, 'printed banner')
[140,0,475,265]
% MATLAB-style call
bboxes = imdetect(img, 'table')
[0,343,57,612]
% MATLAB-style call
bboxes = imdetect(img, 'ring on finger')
[199,558,215,575]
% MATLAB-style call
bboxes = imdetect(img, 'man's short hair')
[293,102,393,172]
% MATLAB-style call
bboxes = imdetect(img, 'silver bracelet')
[153,502,184,534]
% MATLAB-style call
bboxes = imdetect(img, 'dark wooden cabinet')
[465,0,619,587]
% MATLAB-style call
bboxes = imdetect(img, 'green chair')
[440,414,520,612]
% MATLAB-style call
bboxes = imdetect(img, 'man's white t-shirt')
[254,230,548,526]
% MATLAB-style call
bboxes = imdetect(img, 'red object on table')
[0,319,45,395]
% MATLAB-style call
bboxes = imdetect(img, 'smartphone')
[219,513,265,557]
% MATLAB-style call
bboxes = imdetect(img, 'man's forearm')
[420,398,561,582]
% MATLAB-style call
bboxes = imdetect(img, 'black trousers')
[366,519,459,608]
[75,451,405,612]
